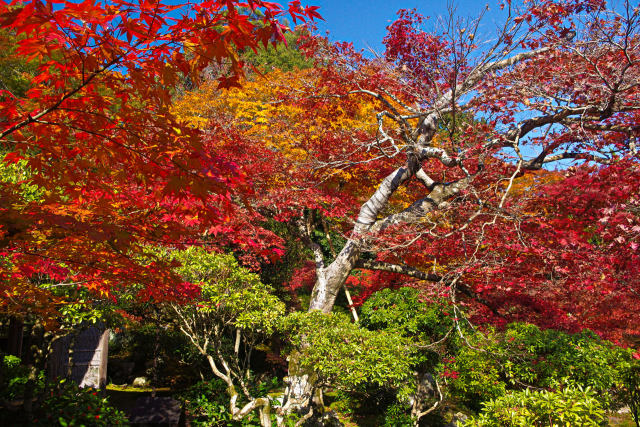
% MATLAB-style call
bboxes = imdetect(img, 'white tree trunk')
[309,157,421,312]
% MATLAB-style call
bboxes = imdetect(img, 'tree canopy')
[1,0,639,425]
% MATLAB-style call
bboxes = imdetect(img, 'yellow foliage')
[509,170,564,197]
[173,69,383,192]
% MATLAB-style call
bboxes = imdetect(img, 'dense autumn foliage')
[172,0,639,346]
[2,1,640,425]
[0,0,319,324]
[1,0,638,349]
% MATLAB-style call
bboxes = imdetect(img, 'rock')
[303,409,343,427]
[316,410,343,426]
[445,412,469,427]
[132,376,149,387]
[128,396,182,426]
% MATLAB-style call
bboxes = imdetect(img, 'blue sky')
[310,0,631,52]
[310,0,509,52]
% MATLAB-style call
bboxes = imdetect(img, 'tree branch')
[355,260,500,316]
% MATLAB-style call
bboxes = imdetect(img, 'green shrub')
[617,351,640,427]
[463,386,606,427]
[179,379,236,426]
[383,403,414,427]
[35,380,128,426]
[283,311,414,392]
[1,355,45,401]
[0,358,124,426]
[360,287,455,369]
[179,379,291,426]
[443,351,507,411]
[446,323,625,409]
[326,390,358,415]
[169,247,286,334]
[360,287,453,341]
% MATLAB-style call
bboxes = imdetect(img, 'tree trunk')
[7,317,24,357]
[277,350,315,425]
[410,372,442,424]
[309,157,421,312]
[308,239,361,312]
[23,321,45,418]
[282,160,423,420]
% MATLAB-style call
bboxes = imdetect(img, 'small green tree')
[617,352,640,427]
[284,311,413,391]
[359,288,456,424]
[244,30,314,73]
[463,387,606,427]
[447,323,627,411]
[168,247,285,427]
[281,311,414,423]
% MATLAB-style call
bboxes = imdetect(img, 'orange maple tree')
[0,0,319,324]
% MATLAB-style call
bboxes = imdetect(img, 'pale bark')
[304,40,628,314]
[410,373,443,425]
[308,157,422,312]
[307,159,472,313]
[174,305,273,427]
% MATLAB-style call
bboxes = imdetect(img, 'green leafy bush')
[283,311,413,392]
[165,248,288,424]
[179,379,293,426]
[35,380,128,426]
[0,158,44,202]
[383,402,415,427]
[617,351,640,427]
[359,287,456,365]
[170,247,285,334]
[359,287,453,342]
[443,351,507,411]
[243,30,314,72]
[179,379,240,426]
[0,358,124,426]
[446,323,625,409]
[1,355,45,401]
[463,386,606,427]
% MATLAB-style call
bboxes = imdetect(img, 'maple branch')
[355,260,440,282]
[413,45,553,138]
[372,175,474,232]
[415,168,437,189]
[524,151,615,168]
[0,55,123,140]
[354,157,421,229]
[560,117,640,137]
[417,146,459,167]
[501,106,594,146]
[496,102,640,167]
[465,46,552,90]
[355,260,499,315]
[31,120,152,162]
[350,88,413,140]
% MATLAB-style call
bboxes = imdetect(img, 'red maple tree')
[194,0,640,346]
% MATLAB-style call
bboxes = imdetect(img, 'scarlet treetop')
[172,0,639,344]
[1,0,639,347]
[295,0,640,344]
